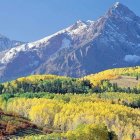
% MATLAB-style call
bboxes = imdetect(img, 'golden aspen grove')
[0,67,140,139]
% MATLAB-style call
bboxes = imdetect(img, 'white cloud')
[124,55,140,63]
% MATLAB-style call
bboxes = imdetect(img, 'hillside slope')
[85,66,140,85]
[0,110,43,139]
[1,66,140,94]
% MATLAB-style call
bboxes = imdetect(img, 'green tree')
[0,84,4,94]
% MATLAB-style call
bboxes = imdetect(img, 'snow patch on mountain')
[61,38,71,48]
[67,21,88,35]
[0,35,24,52]
[114,2,120,8]
[0,19,96,65]
[1,44,26,64]
[27,33,64,49]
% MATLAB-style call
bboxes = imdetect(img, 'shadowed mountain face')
[0,2,140,82]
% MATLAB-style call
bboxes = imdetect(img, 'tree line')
[0,78,140,94]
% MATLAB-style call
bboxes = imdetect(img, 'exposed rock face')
[0,2,140,81]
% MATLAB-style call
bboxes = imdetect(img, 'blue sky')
[0,0,139,42]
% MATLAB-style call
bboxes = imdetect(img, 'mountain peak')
[76,20,84,24]
[114,2,123,8]
[112,2,130,11]
[105,2,136,20]
[75,20,87,26]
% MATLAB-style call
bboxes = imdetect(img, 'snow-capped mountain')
[0,34,24,52]
[0,2,140,81]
